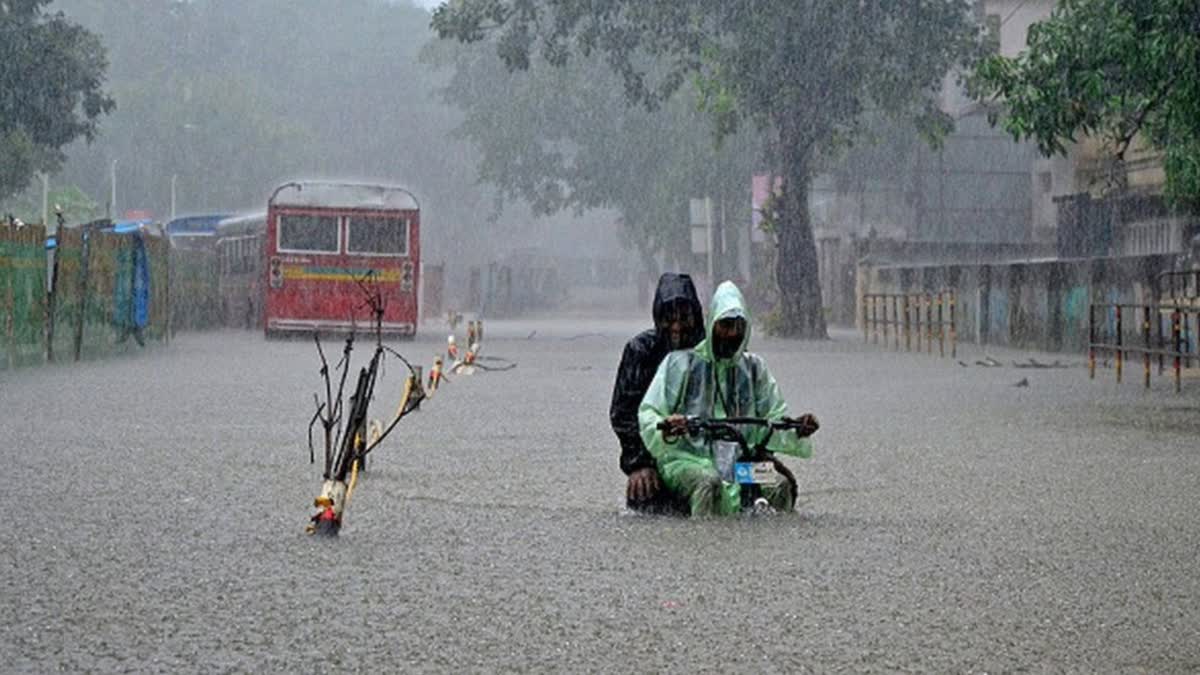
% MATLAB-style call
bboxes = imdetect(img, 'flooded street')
[2,320,1199,671]
[5,0,1197,669]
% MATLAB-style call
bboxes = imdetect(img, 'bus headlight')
[269,257,283,288]
[401,261,414,292]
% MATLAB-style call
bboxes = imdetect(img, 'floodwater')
[1,319,1198,671]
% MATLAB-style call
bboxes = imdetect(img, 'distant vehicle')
[262,181,420,337]
[44,218,162,249]
[166,214,230,250]
[214,212,267,329]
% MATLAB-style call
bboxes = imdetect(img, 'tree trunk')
[773,123,827,339]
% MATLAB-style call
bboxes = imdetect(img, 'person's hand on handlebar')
[661,414,689,439]
[789,413,820,438]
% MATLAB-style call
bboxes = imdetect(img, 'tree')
[433,0,982,337]
[423,36,761,281]
[0,0,115,200]
[971,0,1200,206]
[0,183,100,224]
[50,0,522,264]
[83,73,317,214]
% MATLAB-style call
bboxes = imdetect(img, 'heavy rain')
[2,0,1199,671]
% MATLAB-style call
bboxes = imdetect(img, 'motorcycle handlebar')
[655,416,809,430]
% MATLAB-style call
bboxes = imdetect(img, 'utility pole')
[737,193,751,285]
[171,174,178,219]
[41,172,52,293]
[705,196,714,282]
[109,159,118,220]
[690,197,714,290]
[39,172,49,228]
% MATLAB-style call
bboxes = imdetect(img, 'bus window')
[347,216,408,256]
[278,214,339,253]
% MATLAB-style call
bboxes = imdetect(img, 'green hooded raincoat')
[637,281,812,515]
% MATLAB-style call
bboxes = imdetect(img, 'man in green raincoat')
[637,281,819,516]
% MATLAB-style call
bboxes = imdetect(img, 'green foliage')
[971,0,1200,204]
[756,190,780,237]
[0,0,115,200]
[0,183,101,224]
[433,2,981,149]
[433,0,983,337]
[49,0,505,254]
[51,184,101,223]
[425,34,760,273]
[92,73,315,214]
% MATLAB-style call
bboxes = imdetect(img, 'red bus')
[263,181,420,337]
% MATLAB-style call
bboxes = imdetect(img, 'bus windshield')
[278,214,339,253]
[347,215,408,256]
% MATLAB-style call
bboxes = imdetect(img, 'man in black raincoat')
[610,273,705,512]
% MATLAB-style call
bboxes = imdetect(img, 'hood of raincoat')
[651,273,705,351]
[695,281,750,364]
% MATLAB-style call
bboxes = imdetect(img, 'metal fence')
[862,290,957,358]
[1089,303,1198,392]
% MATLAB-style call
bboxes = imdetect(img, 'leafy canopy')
[433,1,981,153]
[47,0,517,260]
[425,34,760,268]
[971,0,1200,204]
[0,0,114,200]
[433,0,983,337]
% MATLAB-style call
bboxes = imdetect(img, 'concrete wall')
[825,237,1056,328]
[859,254,1189,353]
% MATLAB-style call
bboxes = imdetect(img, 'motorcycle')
[655,416,815,515]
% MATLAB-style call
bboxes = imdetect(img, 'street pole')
[739,218,752,286]
[705,196,714,282]
[41,172,51,293]
[40,172,49,227]
[109,159,118,220]
[171,174,177,219]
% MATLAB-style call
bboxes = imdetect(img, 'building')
[983,0,1196,258]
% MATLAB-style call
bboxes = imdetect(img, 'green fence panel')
[7,225,198,368]
[80,231,122,358]
[146,235,170,339]
[168,247,218,331]
[49,228,82,361]
[0,225,48,369]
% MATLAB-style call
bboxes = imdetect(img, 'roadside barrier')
[861,290,957,358]
[1090,302,1198,392]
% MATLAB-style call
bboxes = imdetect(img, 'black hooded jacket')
[610,273,705,475]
